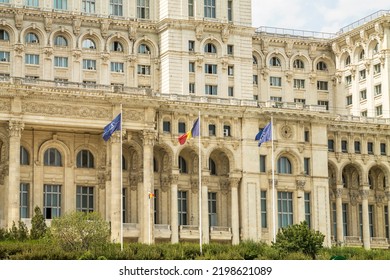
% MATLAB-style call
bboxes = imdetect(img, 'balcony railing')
[256,26,336,39]
[337,10,390,35]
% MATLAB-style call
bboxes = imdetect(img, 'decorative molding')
[123,109,144,121]
[359,189,369,200]
[72,16,81,36]
[8,120,24,138]
[44,15,53,32]
[280,125,293,139]
[296,179,306,191]
[0,100,11,112]
[100,19,111,39]
[15,10,23,30]
[195,23,204,41]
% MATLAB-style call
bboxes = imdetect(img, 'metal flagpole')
[271,115,276,242]
[198,111,202,255]
[120,104,123,251]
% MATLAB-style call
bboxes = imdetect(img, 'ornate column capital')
[169,174,179,185]
[229,177,241,189]
[110,131,121,143]
[335,187,344,198]
[190,177,198,194]
[141,130,156,146]
[296,179,306,191]
[8,120,24,138]
[385,188,390,200]
[359,189,370,200]
[268,179,278,188]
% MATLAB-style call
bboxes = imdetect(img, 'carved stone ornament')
[221,25,230,43]
[100,19,110,39]
[296,180,306,191]
[15,10,24,30]
[195,24,204,41]
[44,15,53,32]
[336,188,343,198]
[72,49,82,61]
[44,47,54,58]
[14,43,25,56]
[349,190,359,206]
[128,23,138,41]
[100,52,110,64]
[220,179,229,195]
[0,100,11,112]
[359,189,369,200]
[170,174,179,185]
[72,17,82,36]
[280,125,293,139]
[8,120,24,138]
[123,109,144,121]
[161,175,170,192]
[191,178,199,194]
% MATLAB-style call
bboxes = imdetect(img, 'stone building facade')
[0,0,389,249]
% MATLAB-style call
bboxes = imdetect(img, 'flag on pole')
[178,118,200,145]
[256,121,272,147]
[102,114,121,141]
[148,192,155,199]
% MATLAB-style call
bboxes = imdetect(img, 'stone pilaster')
[110,131,122,243]
[360,186,370,249]
[230,177,240,245]
[170,172,179,243]
[296,179,306,223]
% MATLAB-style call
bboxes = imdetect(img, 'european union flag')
[103,113,121,141]
[257,121,272,147]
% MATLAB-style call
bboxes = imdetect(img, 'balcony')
[210,226,232,241]
[370,237,389,249]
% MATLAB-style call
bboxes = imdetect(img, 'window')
[253,75,258,85]
[359,49,365,60]
[25,32,39,43]
[54,56,68,68]
[359,69,366,80]
[20,183,29,218]
[261,191,267,228]
[44,148,62,166]
[204,0,216,18]
[110,0,123,16]
[317,81,328,91]
[304,193,311,228]
[360,205,374,238]
[316,61,327,71]
[54,35,68,46]
[208,192,217,226]
[137,0,150,19]
[53,0,67,10]
[270,57,281,67]
[354,141,361,154]
[111,41,123,52]
[252,56,258,65]
[0,51,10,62]
[153,189,158,224]
[189,83,195,93]
[204,43,217,54]
[374,63,381,74]
[361,110,367,117]
[346,95,352,106]
[227,45,234,55]
[137,65,151,75]
[278,192,293,228]
[293,79,305,89]
[20,146,30,165]
[188,0,194,16]
[0,29,10,41]
[228,65,234,76]
[374,84,382,96]
[345,55,351,66]
[260,155,266,172]
[342,203,348,236]
[367,142,373,154]
[26,0,39,5]
[304,158,310,175]
[189,62,195,72]
[209,124,216,136]
[304,130,309,142]
[380,143,386,155]
[82,0,95,13]
[376,105,383,117]
[341,140,348,153]
[163,121,171,133]
[227,0,233,21]
[205,85,217,95]
[178,156,187,173]
[153,158,157,172]
[318,100,329,110]
[205,64,217,74]
[188,40,195,52]
[122,188,127,222]
[178,191,187,225]
[270,76,281,87]
[270,96,282,102]
[278,157,292,174]
[82,39,96,49]
[223,125,231,137]
[76,150,94,168]
[83,59,96,70]
[138,44,150,54]
[328,139,334,152]
[228,87,234,97]
[360,89,367,100]
[332,203,337,237]
[293,59,304,69]
[122,155,127,170]
[385,206,389,239]
[111,62,124,73]
[76,186,94,212]
[25,54,39,65]
[209,159,216,175]
[345,75,352,85]
[178,122,186,134]
[43,184,61,219]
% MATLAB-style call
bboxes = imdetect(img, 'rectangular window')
[328,139,334,152]
[228,87,234,97]
[205,64,217,74]
[208,124,216,136]
[270,76,282,87]
[208,192,217,226]
[188,40,195,52]
[270,96,282,102]
[223,125,231,137]
[354,141,361,154]
[178,122,186,134]
[189,83,195,93]
[82,59,96,70]
[228,65,234,76]
[374,84,382,96]
[304,193,311,228]
[361,110,367,117]
[346,95,352,106]
[380,143,386,155]
[43,184,61,219]
[204,0,216,18]
[332,203,337,238]
[20,183,29,219]
[163,121,170,133]
[342,203,348,236]
[304,158,310,175]
[178,191,187,225]
[25,54,39,65]
[261,190,267,228]
[341,140,348,153]
[122,188,126,223]
[227,0,233,21]
[293,79,305,89]
[304,130,309,142]
[369,205,374,238]
[82,0,95,13]
[278,192,293,229]
[205,85,217,95]
[227,45,234,55]
[111,62,124,73]
[374,63,381,75]
[294,98,306,104]
[345,75,352,85]
[253,75,258,85]
[317,81,329,91]
[189,62,195,72]
[259,155,266,172]
[26,0,39,7]
[385,206,389,239]
[360,89,367,100]
[367,142,374,154]
[137,65,151,75]
[137,0,150,19]
[359,69,366,80]
[76,186,94,213]
[53,0,67,10]
[318,100,329,110]
[0,51,10,62]
[54,56,68,68]
[376,105,383,117]
[188,0,194,17]
[153,189,158,224]
[110,0,123,16]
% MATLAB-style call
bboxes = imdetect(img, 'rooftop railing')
[255,26,336,39]
[337,10,390,35]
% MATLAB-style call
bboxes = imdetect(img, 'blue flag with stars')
[103,113,121,141]
[256,121,272,147]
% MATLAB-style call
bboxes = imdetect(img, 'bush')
[30,206,47,240]
[272,221,325,259]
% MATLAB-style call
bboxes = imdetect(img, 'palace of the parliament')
[0,0,390,249]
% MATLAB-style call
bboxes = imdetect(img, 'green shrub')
[30,206,47,240]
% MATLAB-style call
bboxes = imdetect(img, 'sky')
[251,0,390,33]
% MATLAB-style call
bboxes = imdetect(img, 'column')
[170,172,179,243]
[230,177,240,245]
[201,175,209,244]
[335,185,344,245]
[7,120,24,228]
[110,130,121,243]
[360,186,371,249]
[386,188,390,240]
[296,179,306,223]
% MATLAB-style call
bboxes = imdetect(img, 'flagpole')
[120,104,123,251]
[271,115,276,242]
[198,110,202,255]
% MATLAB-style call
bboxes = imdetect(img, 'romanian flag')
[178,118,200,145]
[148,192,155,199]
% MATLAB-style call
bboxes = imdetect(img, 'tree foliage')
[30,206,47,240]
[272,221,325,259]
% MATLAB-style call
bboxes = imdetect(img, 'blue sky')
[251,0,390,33]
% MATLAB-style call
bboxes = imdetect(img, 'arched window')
[178,156,187,173]
[82,38,96,49]
[316,61,327,71]
[293,59,304,69]
[54,35,68,47]
[122,155,127,170]
[111,41,123,52]
[209,158,216,175]
[0,29,10,41]
[76,149,94,168]
[20,146,29,165]
[44,148,62,166]
[252,56,258,65]
[25,32,39,43]
[345,55,351,66]
[359,49,365,60]
[278,156,292,174]
[270,57,281,67]
[204,43,217,54]
[138,43,150,54]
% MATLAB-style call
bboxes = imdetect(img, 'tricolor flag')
[178,118,200,145]
[255,121,272,147]
[148,192,155,199]
[103,113,121,141]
